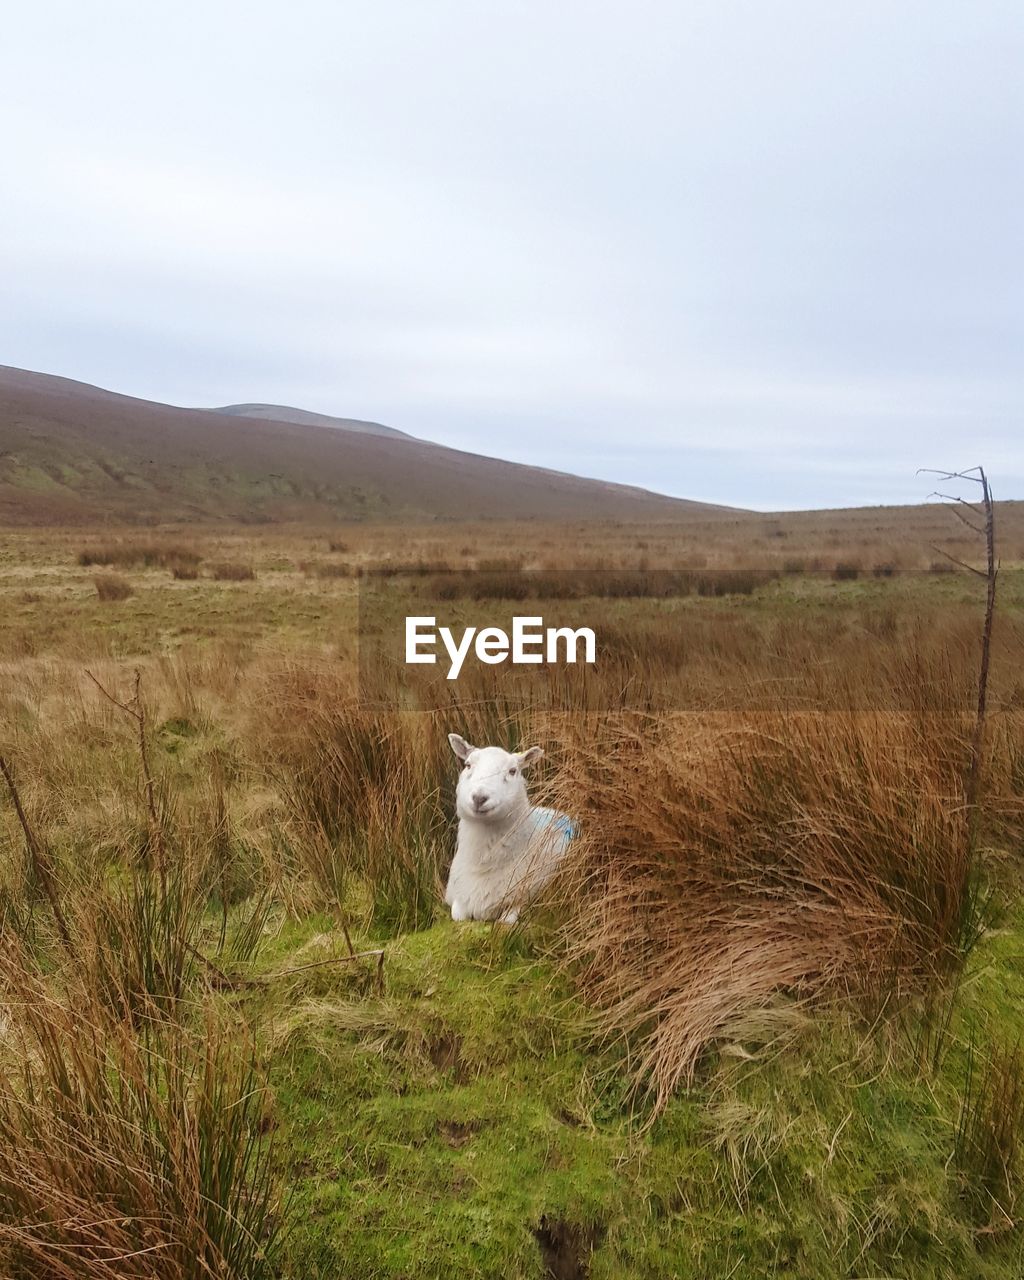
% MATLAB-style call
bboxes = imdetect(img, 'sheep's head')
[448,733,543,823]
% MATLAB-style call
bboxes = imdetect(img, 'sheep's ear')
[518,745,544,768]
[448,733,475,762]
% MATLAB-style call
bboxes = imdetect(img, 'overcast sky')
[2,2,1021,510]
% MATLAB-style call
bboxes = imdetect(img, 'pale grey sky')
[2,1,1021,509]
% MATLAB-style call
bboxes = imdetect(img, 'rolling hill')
[0,366,720,525]
[208,403,412,440]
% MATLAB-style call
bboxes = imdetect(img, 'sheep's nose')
[471,790,489,811]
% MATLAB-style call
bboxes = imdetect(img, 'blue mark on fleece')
[529,806,576,852]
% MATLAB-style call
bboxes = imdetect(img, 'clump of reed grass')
[425,567,780,602]
[210,562,256,582]
[263,676,452,932]
[170,559,199,580]
[955,1036,1024,1231]
[79,542,201,571]
[0,941,281,1280]
[303,560,359,578]
[552,709,984,1113]
[83,865,201,1024]
[94,574,133,601]
[259,665,540,930]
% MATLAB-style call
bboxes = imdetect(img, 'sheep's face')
[448,734,543,823]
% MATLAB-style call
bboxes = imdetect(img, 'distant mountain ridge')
[209,403,411,439]
[0,365,724,525]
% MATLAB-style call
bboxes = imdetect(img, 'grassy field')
[1,504,1024,1278]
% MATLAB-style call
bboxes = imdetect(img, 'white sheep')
[445,734,574,924]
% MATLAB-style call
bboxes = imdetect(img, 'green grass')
[220,902,1024,1280]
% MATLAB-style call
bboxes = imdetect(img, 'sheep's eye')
[508,768,517,777]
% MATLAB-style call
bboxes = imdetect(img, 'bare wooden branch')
[927,500,985,537]
[918,466,986,486]
[927,544,987,579]
[184,940,239,989]
[0,755,74,953]
[265,948,385,980]
[924,465,998,838]
[967,467,997,820]
[926,490,986,519]
[84,669,136,718]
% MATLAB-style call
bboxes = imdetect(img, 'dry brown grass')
[0,710,282,1279]
[424,566,779,602]
[210,562,256,582]
[550,707,991,1113]
[0,937,279,1279]
[79,541,202,571]
[300,559,359,579]
[93,573,133,601]
[260,671,454,931]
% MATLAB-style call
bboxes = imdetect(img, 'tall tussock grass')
[0,940,281,1280]
[83,865,201,1023]
[426,566,780,601]
[210,562,256,582]
[259,668,536,932]
[552,710,986,1113]
[78,541,202,571]
[93,573,133,602]
[956,1035,1024,1231]
[0,734,285,1278]
[262,673,451,931]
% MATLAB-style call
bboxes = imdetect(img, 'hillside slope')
[209,403,412,440]
[0,366,717,525]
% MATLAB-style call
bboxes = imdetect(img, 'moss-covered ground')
[217,889,1024,1280]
